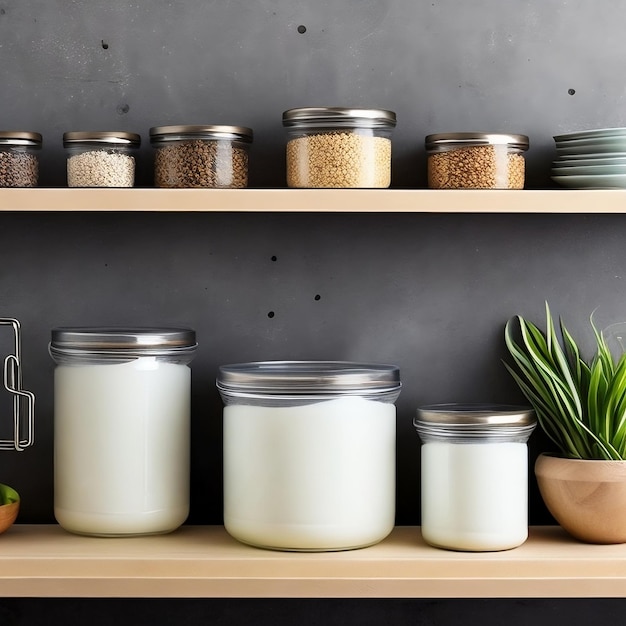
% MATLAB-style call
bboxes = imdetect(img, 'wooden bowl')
[535,453,626,544]
[0,484,19,534]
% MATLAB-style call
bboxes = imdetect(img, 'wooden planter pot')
[535,453,626,544]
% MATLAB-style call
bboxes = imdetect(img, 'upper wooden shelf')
[0,188,626,213]
[1,525,625,598]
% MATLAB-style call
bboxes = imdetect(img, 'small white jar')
[414,404,536,552]
[217,361,402,551]
[50,327,197,537]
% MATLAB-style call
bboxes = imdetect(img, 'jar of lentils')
[0,131,42,187]
[283,107,396,188]
[425,133,529,189]
[150,125,253,188]
[63,131,140,187]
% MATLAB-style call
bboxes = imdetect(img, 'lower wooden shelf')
[0,525,624,598]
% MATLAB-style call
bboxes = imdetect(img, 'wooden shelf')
[1,525,625,598]
[0,187,626,213]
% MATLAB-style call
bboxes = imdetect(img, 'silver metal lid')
[282,107,397,128]
[415,403,535,427]
[0,131,42,147]
[50,327,196,359]
[63,131,141,147]
[425,133,529,151]
[414,403,536,442]
[217,360,401,395]
[149,125,253,143]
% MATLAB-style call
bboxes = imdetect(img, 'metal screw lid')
[0,131,42,147]
[217,360,401,395]
[425,133,529,151]
[149,125,253,143]
[50,327,197,359]
[414,403,536,441]
[416,403,536,426]
[282,107,397,129]
[63,131,141,147]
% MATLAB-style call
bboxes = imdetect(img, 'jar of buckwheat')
[425,133,529,189]
[150,125,253,189]
[283,107,396,188]
[0,131,42,187]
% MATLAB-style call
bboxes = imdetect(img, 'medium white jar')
[50,327,197,537]
[414,404,536,552]
[217,361,402,551]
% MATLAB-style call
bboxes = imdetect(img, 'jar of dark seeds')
[282,107,396,188]
[149,125,253,189]
[0,131,42,187]
[425,133,529,189]
[63,131,140,187]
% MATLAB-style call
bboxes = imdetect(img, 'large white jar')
[50,327,197,537]
[414,404,536,552]
[217,361,402,551]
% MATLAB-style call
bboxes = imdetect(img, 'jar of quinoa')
[283,107,396,188]
[0,131,42,187]
[63,131,140,187]
[425,133,529,189]
[150,125,253,188]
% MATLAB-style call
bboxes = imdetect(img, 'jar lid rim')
[63,131,141,146]
[0,131,42,145]
[50,326,196,351]
[425,132,529,149]
[149,125,253,142]
[282,107,397,128]
[415,403,536,427]
[217,360,401,393]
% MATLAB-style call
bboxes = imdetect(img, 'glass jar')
[414,404,536,552]
[0,131,42,187]
[217,361,402,551]
[49,327,197,537]
[63,131,140,187]
[282,107,396,188]
[150,125,253,188]
[425,133,529,189]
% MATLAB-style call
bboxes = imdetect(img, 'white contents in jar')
[223,396,395,551]
[67,150,135,187]
[421,441,528,551]
[54,358,190,536]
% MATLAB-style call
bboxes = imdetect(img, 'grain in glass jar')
[425,133,529,189]
[63,131,140,187]
[150,125,253,188]
[0,131,42,187]
[414,404,536,552]
[283,107,396,188]
[217,361,401,551]
[50,327,197,537]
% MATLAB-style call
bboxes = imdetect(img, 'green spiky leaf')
[504,303,626,460]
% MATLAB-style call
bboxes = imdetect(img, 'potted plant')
[504,302,626,543]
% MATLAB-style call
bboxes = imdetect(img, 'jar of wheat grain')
[283,107,396,188]
[426,133,529,189]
